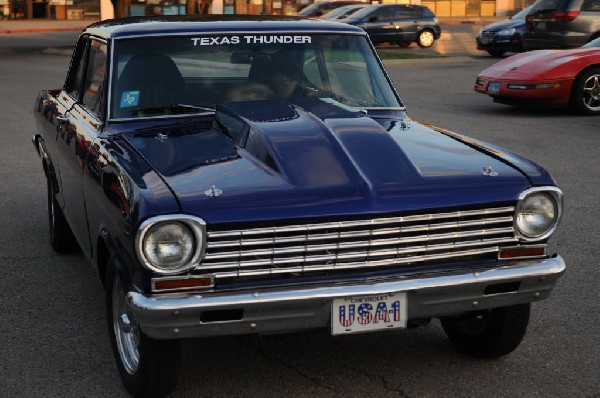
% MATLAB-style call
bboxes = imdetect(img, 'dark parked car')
[33,15,565,397]
[297,0,365,17]
[523,0,600,50]
[344,4,441,47]
[476,5,533,57]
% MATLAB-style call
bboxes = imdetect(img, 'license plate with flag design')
[331,293,407,335]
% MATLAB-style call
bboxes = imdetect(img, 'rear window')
[530,0,570,12]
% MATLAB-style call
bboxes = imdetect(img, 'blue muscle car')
[33,15,565,397]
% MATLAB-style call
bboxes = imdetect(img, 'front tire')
[106,263,181,397]
[570,67,600,115]
[417,30,435,48]
[440,303,530,359]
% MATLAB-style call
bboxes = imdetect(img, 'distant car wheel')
[570,67,600,115]
[487,50,505,57]
[417,30,435,48]
[440,303,530,358]
[397,41,411,48]
[106,262,181,397]
[47,177,77,252]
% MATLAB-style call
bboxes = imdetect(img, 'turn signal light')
[499,246,546,260]
[152,276,214,292]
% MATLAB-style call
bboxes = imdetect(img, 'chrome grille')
[199,207,518,279]
[480,31,496,38]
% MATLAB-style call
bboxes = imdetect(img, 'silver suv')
[523,0,600,50]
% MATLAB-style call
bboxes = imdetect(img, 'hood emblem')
[204,186,223,198]
[482,166,499,177]
[156,133,168,142]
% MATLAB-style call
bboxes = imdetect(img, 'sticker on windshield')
[120,91,140,108]
[191,35,312,46]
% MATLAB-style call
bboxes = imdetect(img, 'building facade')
[0,0,534,20]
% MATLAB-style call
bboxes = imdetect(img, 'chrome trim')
[127,256,566,339]
[200,207,517,278]
[135,215,207,275]
[208,207,515,238]
[498,245,547,261]
[514,187,563,242]
[151,275,215,293]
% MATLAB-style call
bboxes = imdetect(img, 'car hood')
[479,48,600,79]
[123,99,548,225]
[481,19,524,32]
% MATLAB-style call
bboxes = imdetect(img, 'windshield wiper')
[131,104,215,116]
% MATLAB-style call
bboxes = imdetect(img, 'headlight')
[515,188,563,241]
[136,215,206,274]
[498,28,516,36]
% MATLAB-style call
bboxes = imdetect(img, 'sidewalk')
[0,16,504,34]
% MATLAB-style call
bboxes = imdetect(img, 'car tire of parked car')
[487,50,506,58]
[47,177,77,252]
[440,303,530,359]
[105,262,181,397]
[570,67,600,115]
[417,30,435,48]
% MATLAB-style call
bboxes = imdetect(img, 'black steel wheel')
[570,67,600,115]
[417,30,435,48]
[487,50,506,57]
[105,262,181,397]
[47,177,77,252]
[440,303,531,359]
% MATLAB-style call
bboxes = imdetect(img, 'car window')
[398,6,420,19]
[581,0,600,11]
[65,38,89,101]
[368,6,396,21]
[81,40,107,119]
[111,34,401,120]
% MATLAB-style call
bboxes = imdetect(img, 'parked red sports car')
[474,37,600,115]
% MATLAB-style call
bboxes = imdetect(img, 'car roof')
[83,15,365,40]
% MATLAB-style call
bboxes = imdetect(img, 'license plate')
[488,82,502,94]
[331,292,407,335]
[536,22,546,31]
[480,37,489,44]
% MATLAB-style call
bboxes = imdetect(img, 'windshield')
[297,3,321,15]
[111,34,401,120]
[583,37,600,47]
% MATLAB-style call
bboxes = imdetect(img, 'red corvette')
[475,37,600,115]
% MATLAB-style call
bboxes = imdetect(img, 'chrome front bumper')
[127,256,565,339]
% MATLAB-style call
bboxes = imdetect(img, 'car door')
[362,5,400,44]
[55,37,108,258]
[395,5,422,42]
[37,38,87,212]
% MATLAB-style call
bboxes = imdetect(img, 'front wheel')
[417,30,435,48]
[106,263,181,397]
[570,67,600,115]
[440,303,530,359]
